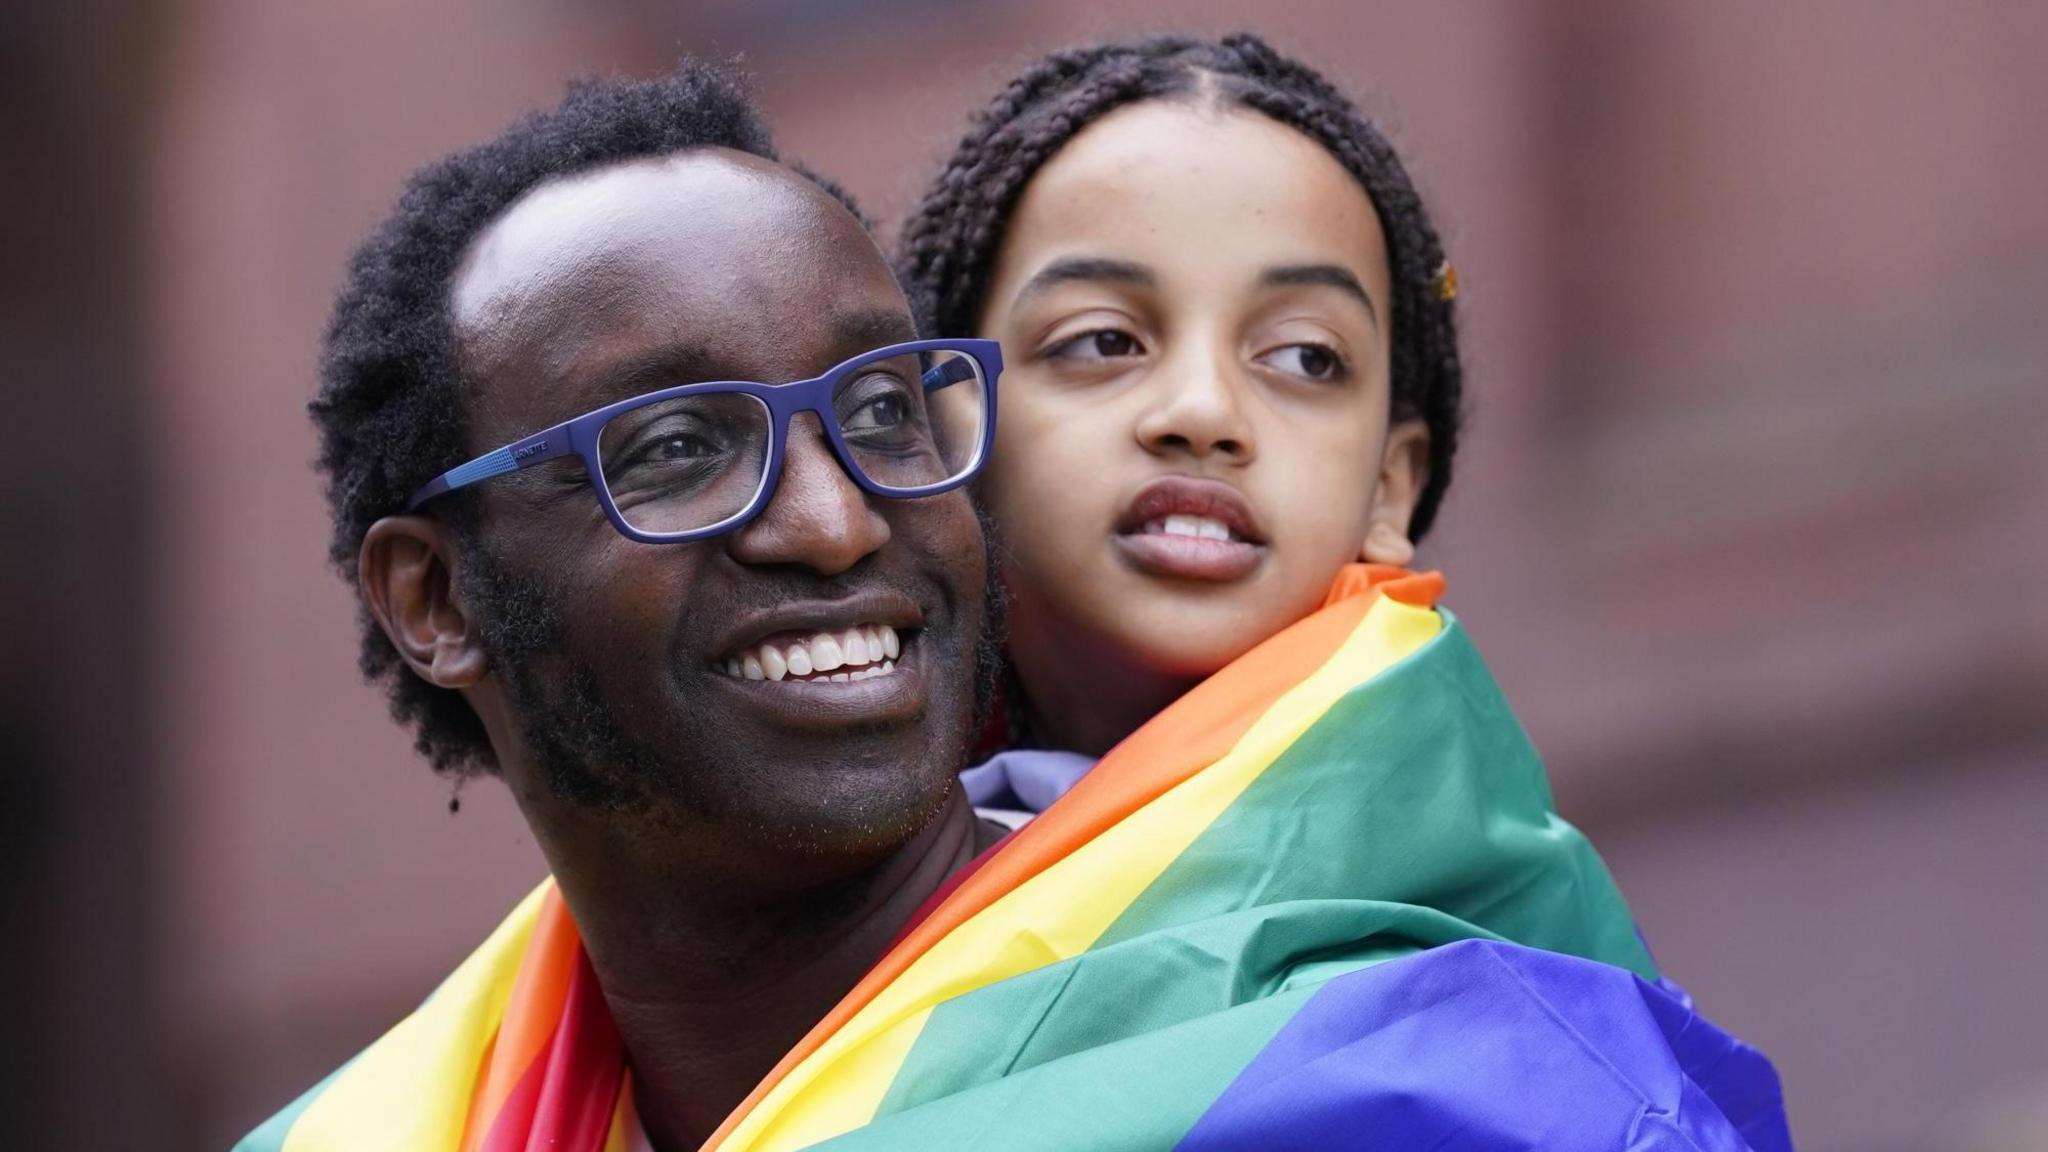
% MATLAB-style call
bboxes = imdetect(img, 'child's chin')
[1122,617,1271,682]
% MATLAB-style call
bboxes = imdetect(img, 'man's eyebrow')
[835,307,919,352]
[1261,264,1379,328]
[583,345,723,400]
[1015,257,1156,304]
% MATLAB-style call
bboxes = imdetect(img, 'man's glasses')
[407,339,1001,543]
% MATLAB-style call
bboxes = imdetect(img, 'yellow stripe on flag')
[282,882,553,1152]
[721,596,1442,1151]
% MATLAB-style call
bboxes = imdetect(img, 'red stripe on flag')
[479,948,625,1152]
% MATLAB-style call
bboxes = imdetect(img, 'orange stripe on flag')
[461,887,581,1152]
[1326,563,1443,609]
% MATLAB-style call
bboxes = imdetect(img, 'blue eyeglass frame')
[406,337,1002,544]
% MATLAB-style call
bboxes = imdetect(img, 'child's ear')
[1360,419,1430,567]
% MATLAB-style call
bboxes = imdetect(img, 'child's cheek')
[983,442,1083,573]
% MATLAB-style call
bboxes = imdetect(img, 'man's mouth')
[702,592,932,728]
[1113,476,1268,582]
[717,623,904,683]
[708,591,922,678]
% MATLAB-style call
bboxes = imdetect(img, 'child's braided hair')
[898,32,1464,539]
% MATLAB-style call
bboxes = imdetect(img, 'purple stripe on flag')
[1174,939,1791,1152]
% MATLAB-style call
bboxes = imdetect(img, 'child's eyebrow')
[1015,257,1155,303]
[1261,264,1380,329]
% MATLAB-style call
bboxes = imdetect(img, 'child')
[722,32,1789,1151]
[900,34,1456,790]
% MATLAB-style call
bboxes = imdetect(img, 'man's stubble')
[454,516,1008,851]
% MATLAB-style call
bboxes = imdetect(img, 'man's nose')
[727,414,890,575]
[1132,353,1257,464]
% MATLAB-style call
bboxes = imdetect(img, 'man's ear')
[359,516,489,689]
[1360,419,1431,567]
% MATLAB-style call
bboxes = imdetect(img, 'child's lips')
[1114,530,1265,581]
[1112,476,1268,582]
[1115,476,1266,544]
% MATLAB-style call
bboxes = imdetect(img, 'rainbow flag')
[238,567,1790,1151]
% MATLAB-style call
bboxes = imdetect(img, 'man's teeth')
[1145,514,1236,542]
[721,624,903,683]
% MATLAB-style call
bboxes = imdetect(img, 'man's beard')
[455,525,1008,826]
[460,541,658,814]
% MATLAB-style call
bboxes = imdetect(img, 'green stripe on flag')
[232,1061,351,1152]
[1099,612,1653,973]
[830,983,1318,1151]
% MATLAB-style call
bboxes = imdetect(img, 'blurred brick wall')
[3,2,158,1147]
[135,2,2047,1148]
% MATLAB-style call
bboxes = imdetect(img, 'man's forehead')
[451,148,872,330]
[449,148,906,404]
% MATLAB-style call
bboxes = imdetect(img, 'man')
[240,65,1005,1150]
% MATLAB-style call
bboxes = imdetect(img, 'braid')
[897,32,1463,539]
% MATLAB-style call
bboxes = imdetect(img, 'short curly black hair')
[899,32,1463,540]
[313,62,858,778]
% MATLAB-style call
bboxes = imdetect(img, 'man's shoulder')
[228,880,558,1151]
[231,1065,343,1152]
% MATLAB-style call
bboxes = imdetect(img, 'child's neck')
[1012,629,1199,758]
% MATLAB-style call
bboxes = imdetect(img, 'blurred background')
[4,1,2044,1149]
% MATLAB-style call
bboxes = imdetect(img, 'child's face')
[977,101,1429,687]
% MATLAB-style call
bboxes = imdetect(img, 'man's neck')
[551,789,991,1152]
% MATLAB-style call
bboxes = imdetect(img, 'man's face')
[445,150,988,856]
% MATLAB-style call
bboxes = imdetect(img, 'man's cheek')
[942,505,991,596]
[577,544,691,622]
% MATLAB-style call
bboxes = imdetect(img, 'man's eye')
[847,392,912,430]
[651,432,720,459]
[1259,342,1347,382]
[839,372,923,433]
[1047,329,1142,362]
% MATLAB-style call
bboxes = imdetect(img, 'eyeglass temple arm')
[921,359,981,391]
[404,424,574,512]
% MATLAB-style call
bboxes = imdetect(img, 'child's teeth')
[1156,514,1232,540]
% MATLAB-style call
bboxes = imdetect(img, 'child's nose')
[1133,368,1257,464]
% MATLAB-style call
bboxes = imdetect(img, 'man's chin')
[738,769,959,861]
[586,704,964,847]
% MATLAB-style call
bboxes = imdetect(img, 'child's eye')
[1257,342,1348,383]
[1046,329,1144,362]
